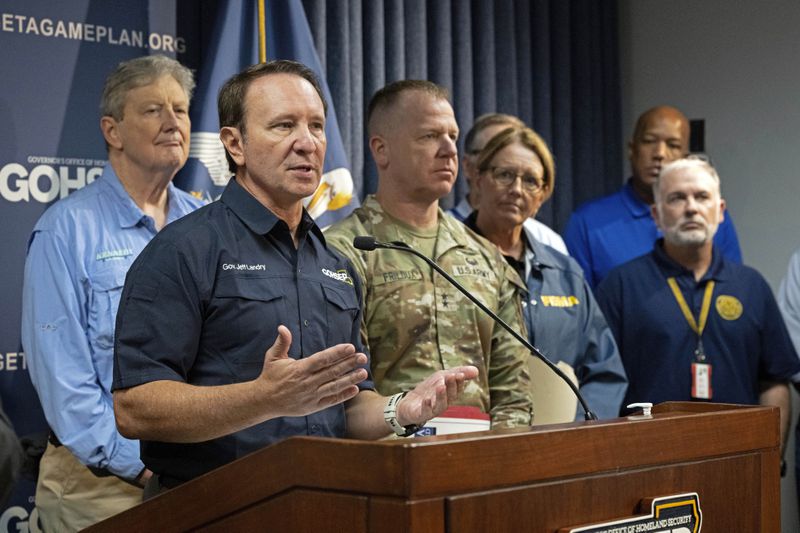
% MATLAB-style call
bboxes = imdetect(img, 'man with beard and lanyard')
[564,106,742,288]
[21,55,203,531]
[111,61,478,494]
[596,157,800,460]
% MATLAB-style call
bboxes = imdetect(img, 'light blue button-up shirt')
[21,164,203,480]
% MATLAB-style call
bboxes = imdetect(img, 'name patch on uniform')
[95,248,133,262]
[452,265,491,279]
[541,295,580,307]
[222,263,266,271]
[322,268,353,285]
[382,270,423,283]
[715,295,742,321]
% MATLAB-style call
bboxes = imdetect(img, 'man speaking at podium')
[111,61,478,494]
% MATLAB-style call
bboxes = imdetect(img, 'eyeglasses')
[488,166,544,192]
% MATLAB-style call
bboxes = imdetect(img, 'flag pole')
[257,0,267,62]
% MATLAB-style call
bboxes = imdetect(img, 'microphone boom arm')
[357,237,597,421]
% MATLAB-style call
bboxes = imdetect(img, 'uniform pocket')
[321,283,360,346]
[88,262,128,351]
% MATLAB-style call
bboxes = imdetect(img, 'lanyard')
[666,277,715,360]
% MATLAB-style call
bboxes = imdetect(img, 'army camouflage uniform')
[325,195,533,428]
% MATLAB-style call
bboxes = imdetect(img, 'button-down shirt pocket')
[321,284,360,347]
[214,276,286,379]
[88,262,129,353]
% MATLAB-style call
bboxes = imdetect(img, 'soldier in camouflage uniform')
[325,80,533,428]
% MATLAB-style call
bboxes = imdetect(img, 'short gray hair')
[653,155,721,203]
[101,55,195,120]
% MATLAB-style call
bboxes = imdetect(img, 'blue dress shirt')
[564,180,742,288]
[21,164,202,480]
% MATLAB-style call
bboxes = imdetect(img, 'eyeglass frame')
[486,166,545,193]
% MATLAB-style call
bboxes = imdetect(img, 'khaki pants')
[35,443,142,532]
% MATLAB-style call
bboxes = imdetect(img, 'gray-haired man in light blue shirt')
[20,55,203,532]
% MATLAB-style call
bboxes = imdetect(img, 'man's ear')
[650,203,661,228]
[370,135,389,169]
[719,197,726,223]
[220,127,246,168]
[100,116,123,150]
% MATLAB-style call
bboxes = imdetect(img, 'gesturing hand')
[395,365,480,427]
[260,325,369,417]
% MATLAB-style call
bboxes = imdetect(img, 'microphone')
[353,235,598,421]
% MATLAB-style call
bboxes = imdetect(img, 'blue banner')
[175,0,358,227]
[0,1,200,529]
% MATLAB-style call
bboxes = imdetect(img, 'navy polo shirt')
[113,178,373,484]
[595,240,800,413]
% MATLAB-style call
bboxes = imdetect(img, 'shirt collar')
[452,197,472,220]
[101,164,149,229]
[360,195,477,259]
[522,228,561,269]
[621,178,653,219]
[461,211,532,289]
[221,177,322,241]
[651,238,729,282]
[102,164,192,229]
[464,211,559,270]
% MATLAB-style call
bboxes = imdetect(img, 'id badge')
[691,362,712,400]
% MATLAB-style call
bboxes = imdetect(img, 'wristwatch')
[384,391,421,437]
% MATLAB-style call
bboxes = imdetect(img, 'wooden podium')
[88,402,780,532]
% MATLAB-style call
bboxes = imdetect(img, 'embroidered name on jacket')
[95,248,133,261]
[322,268,353,285]
[541,295,580,307]
[221,263,266,271]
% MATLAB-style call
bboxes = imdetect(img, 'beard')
[662,218,719,246]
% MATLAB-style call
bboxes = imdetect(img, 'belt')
[157,474,184,489]
[48,432,62,447]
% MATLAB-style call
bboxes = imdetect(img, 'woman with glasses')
[464,126,628,420]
